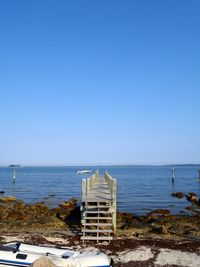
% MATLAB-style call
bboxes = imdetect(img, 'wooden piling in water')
[172,168,175,183]
[13,169,16,183]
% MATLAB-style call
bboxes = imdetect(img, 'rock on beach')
[171,192,184,198]
[0,196,16,203]
[186,192,197,204]
[151,224,168,235]
[155,248,200,267]
[31,257,57,267]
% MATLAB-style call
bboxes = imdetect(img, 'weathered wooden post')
[91,174,95,189]
[13,169,16,183]
[95,170,99,181]
[82,179,86,201]
[87,178,91,194]
[106,173,112,193]
[172,168,175,183]
[81,179,86,225]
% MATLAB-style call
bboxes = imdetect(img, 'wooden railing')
[104,171,117,203]
[82,170,99,201]
[104,171,117,233]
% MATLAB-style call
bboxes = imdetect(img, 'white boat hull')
[77,170,92,174]
[0,243,112,267]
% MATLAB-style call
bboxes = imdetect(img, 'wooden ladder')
[81,201,114,241]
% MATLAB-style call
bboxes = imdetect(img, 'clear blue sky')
[0,0,200,166]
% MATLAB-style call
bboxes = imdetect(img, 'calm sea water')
[0,166,200,215]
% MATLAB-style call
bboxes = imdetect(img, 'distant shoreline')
[1,163,200,168]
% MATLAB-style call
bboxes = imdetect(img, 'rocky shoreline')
[0,196,200,266]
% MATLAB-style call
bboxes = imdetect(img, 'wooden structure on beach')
[81,171,117,241]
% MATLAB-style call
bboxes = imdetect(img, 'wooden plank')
[84,197,111,202]
[87,194,111,198]
[86,190,111,195]
[84,211,112,214]
[82,229,112,233]
[81,236,113,241]
[82,223,112,226]
[88,194,110,198]
[84,217,112,220]
[85,205,111,208]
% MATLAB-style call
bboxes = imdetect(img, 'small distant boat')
[77,170,92,174]
[0,242,112,267]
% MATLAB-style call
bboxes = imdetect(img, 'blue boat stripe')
[0,259,110,267]
[0,262,28,267]
[0,259,31,266]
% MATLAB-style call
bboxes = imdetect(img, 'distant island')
[163,164,200,167]
[9,165,21,168]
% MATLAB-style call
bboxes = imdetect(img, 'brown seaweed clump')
[0,198,78,232]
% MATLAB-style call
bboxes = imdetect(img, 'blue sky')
[0,0,200,165]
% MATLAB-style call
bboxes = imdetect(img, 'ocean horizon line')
[1,163,200,168]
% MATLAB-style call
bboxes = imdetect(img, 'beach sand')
[0,198,200,266]
[1,231,200,267]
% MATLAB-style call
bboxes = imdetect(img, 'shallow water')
[0,165,200,215]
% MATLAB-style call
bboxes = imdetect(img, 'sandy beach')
[1,231,200,267]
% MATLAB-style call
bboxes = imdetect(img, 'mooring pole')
[198,169,200,181]
[172,168,175,183]
[13,169,16,183]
